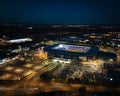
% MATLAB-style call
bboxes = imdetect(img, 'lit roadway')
[0,61,120,95]
[0,71,120,96]
[1,82,120,95]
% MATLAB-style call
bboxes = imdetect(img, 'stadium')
[44,44,99,61]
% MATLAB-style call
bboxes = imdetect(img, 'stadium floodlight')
[59,44,64,48]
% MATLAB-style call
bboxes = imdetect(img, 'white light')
[110,78,113,81]
[59,44,63,48]
[7,38,32,43]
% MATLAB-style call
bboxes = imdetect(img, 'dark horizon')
[1,23,120,26]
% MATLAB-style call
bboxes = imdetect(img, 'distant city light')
[27,27,32,30]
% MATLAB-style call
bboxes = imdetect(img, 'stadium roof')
[44,44,99,57]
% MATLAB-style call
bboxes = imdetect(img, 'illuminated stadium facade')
[44,44,99,61]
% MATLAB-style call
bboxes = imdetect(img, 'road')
[0,69,120,96]
[0,82,120,95]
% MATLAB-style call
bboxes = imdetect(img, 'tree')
[40,72,53,82]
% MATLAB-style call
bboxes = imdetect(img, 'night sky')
[0,0,120,24]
